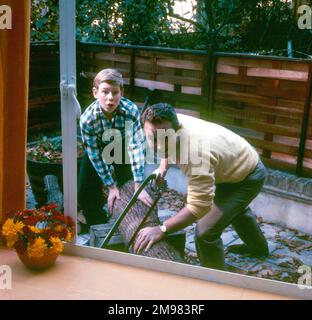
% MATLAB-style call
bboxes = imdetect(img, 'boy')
[135,103,269,270]
[78,68,152,228]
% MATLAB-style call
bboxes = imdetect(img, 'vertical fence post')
[201,45,213,120]
[296,61,312,176]
[130,48,136,101]
[207,49,217,121]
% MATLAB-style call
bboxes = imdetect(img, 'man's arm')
[133,171,215,254]
[162,206,197,233]
[133,206,197,254]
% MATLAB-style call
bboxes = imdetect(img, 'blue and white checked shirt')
[80,97,146,187]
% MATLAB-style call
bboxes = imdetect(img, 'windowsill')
[0,246,291,300]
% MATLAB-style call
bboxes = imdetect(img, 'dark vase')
[17,250,60,270]
[27,137,82,207]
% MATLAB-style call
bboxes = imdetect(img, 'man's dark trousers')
[195,160,269,270]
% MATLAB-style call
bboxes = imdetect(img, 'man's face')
[143,120,178,159]
[93,82,122,114]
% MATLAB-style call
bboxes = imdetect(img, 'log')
[112,181,184,263]
[44,175,63,211]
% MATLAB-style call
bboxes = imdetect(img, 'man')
[78,68,152,229]
[134,103,269,270]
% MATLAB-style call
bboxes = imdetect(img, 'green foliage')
[167,0,296,51]
[116,0,173,45]
[76,0,119,42]
[31,0,173,44]
[30,0,311,56]
[31,0,59,41]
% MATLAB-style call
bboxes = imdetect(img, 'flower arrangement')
[0,204,75,258]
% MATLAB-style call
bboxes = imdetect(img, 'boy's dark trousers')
[195,159,269,270]
[78,149,133,227]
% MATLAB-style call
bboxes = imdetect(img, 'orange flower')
[1,219,24,248]
[27,238,48,258]
[49,237,64,254]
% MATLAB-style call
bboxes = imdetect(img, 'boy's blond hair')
[93,68,124,89]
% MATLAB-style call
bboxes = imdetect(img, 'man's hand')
[153,166,167,181]
[133,226,165,254]
[108,185,120,213]
[134,183,154,207]
[154,158,168,179]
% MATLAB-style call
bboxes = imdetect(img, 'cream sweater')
[170,114,259,219]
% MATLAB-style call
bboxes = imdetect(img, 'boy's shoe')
[226,244,251,255]
[102,203,112,223]
[78,221,90,235]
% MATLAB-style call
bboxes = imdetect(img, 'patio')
[26,165,312,286]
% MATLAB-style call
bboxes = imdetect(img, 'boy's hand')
[134,183,153,207]
[108,185,120,213]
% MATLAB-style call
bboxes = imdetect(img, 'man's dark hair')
[141,103,180,130]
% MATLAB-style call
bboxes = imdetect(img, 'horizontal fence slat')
[215,101,303,120]
[157,58,203,71]
[217,56,310,72]
[134,78,174,91]
[247,68,308,82]
[29,95,60,106]
[246,137,298,156]
[215,104,302,125]
[216,89,305,110]
[261,157,296,172]
[213,115,301,137]
[133,72,202,87]
[94,52,131,63]
[304,148,312,159]
[216,78,307,101]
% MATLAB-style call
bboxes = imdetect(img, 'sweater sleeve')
[186,171,215,219]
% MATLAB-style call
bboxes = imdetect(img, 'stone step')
[264,168,312,203]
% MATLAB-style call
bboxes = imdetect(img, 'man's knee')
[194,225,221,243]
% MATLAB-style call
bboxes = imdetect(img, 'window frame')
[59,0,311,300]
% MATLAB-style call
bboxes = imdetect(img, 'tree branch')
[168,12,204,31]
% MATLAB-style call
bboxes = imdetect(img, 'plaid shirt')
[80,97,146,186]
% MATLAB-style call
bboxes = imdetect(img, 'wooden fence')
[212,53,312,177]
[28,42,312,177]
[29,42,61,132]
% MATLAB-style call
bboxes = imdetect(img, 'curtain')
[0,0,30,221]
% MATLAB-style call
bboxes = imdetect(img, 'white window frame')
[59,0,311,300]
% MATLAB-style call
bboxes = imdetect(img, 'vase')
[27,136,82,207]
[17,250,59,270]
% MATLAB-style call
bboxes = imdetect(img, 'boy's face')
[93,82,123,114]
